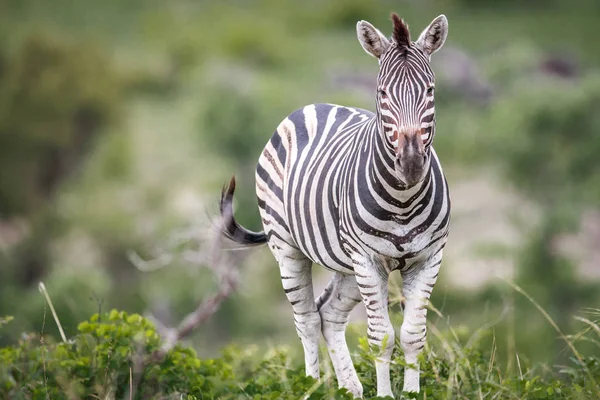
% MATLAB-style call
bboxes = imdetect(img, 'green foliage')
[200,85,268,168]
[316,0,385,30]
[0,310,235,399]
[1,311,599,399]
[1,0,600,379]
[485,74,600,206]
[0,31,127,336]
[0,33,122,215]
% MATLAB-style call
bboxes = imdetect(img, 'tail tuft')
[219,176,267,246]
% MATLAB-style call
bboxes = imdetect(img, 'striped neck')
[368,117,432,201]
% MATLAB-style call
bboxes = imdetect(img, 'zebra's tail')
[219,176,268,246]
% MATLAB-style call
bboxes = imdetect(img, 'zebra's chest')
[340,184,451,268]
[351,217,446,259]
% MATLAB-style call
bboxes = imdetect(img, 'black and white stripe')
[220,13,450,398]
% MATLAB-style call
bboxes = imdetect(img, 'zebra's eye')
[378,89,388,99]
[427,86,435,96]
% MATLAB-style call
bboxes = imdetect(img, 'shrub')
[0,310,236,399]
[1,310,599,399]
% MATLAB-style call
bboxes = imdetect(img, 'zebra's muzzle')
[395,132,427,187]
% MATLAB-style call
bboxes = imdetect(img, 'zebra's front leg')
[400,250,443,394]
[354,255,395,398]
[279,254,321,379]
[316,272,362,398]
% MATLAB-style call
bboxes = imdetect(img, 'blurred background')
[0,0,599,371]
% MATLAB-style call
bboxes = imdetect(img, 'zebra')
[219,13,450,398]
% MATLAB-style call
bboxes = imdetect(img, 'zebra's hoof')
[342,382,363,399]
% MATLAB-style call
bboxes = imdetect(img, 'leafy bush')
[0,310,236,399]
[1,310,599,399]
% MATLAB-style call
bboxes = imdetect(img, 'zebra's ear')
[415,15,448,57]
[356,20,391,59]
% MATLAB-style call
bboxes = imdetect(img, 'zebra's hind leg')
[316,272,363,398]
[278,253,321,379]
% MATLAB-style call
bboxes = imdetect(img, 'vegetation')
[0,0,599,398]
[1,309,599,399]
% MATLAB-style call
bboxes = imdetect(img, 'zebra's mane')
[391,13,411,49]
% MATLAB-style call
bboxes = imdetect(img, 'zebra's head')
[357,14,448,188]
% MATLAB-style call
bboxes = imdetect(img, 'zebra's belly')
[285,197,356,273]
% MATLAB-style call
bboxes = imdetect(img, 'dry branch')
[127,214,248,392]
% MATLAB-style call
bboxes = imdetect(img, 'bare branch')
[129,214,250,367]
